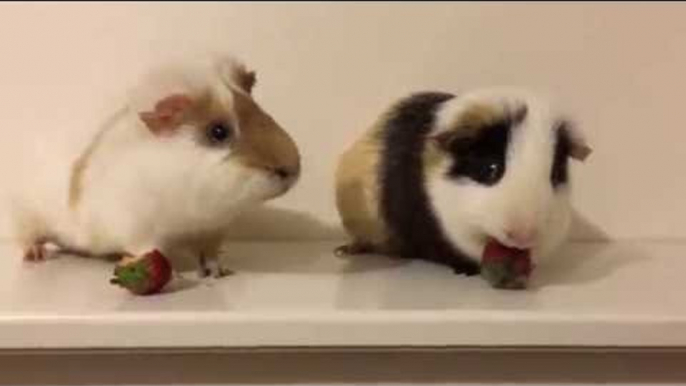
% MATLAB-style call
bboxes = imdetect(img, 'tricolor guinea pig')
[334,89,591,288]
[13,55,300,278]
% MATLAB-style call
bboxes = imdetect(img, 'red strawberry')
[110,249,172,295]
[512,254,534,277]
[481,239,533,290]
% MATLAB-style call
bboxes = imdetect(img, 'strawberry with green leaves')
[110,249,172,295]
[481,239,534,290]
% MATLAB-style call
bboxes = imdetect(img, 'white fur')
[127,55,254,116]
[428,89,578,263]
[71,114,282,256]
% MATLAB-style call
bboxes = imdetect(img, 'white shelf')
[0,240,682,350]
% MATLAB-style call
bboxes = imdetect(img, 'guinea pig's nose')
[505,228,538,249]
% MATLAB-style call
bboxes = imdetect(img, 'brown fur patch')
[219,60,257,95]
[455,102,527,135]
[562,120,592,162]
[229,91,300,176]
[429,102,526,155]
[454,103,503,135]
[234,70,256,95]
[422,139,444,172]
[571,143,592,161]
[335,117,389,247]
[69,152,90,209]
[140,88,301,179]
[176,88,300,176]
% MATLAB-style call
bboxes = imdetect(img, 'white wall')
[1,2,685,241]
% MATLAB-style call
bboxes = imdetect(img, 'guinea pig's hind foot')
[23,242,48,262]
[22,237,56,262]
[197,264,211,279]
[23,236,93,262]
[334,242,379,257]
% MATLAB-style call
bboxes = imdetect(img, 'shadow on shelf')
[223,204,344,241]
[533,210,641,289]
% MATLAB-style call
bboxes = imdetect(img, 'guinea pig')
[334,88,591,278]
[13,54,301,278]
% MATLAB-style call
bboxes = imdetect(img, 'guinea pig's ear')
[559,120,592,162]
[215,56,257,95]
[138,94,194,136]
[570,140,592,162]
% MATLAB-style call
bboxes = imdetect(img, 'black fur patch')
[551,122,571,187]
[445,122,511,186]
[378,92,480,276]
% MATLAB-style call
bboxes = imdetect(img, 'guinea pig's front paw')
[197,266,212,278]
[197,266,234,279]
[452,260,481,276]
[213,266,234,279]
[197,254,233,279]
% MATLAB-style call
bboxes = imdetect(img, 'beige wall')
[1,2,685,241]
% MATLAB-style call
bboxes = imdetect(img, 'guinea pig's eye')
[206,122,233,144]
[469,159,504,185]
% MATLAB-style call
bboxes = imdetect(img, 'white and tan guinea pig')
[335,89,591,276]
[13,55,300,277]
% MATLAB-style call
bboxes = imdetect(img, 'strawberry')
[110,249,172,295]
[481,239,534,290]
